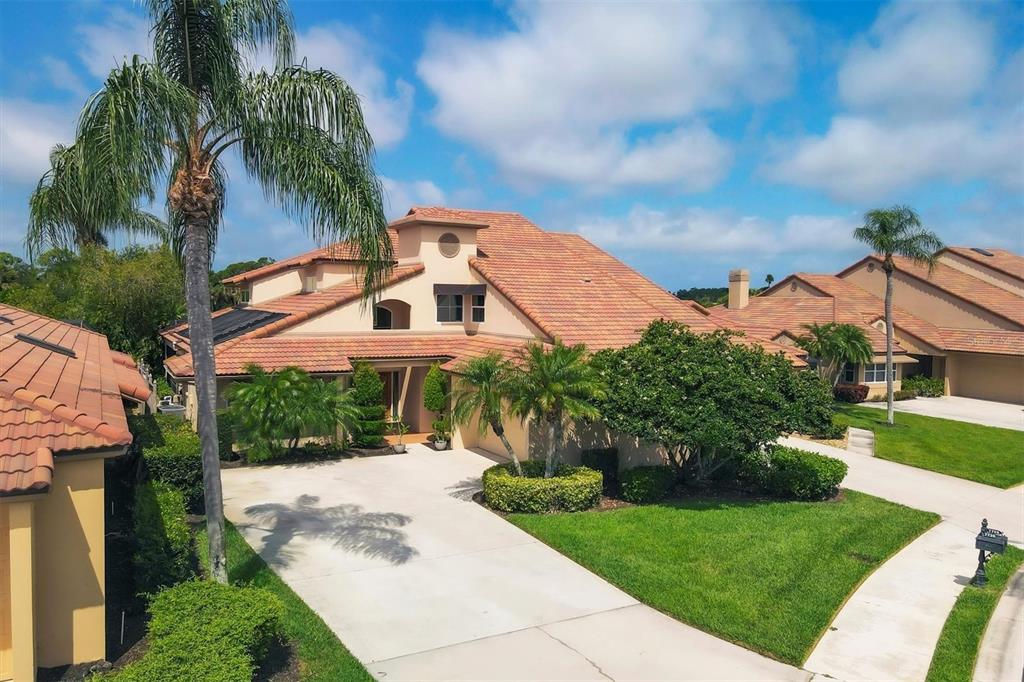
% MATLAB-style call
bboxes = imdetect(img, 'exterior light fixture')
[973,518,1007,587]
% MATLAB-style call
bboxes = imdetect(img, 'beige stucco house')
[162,207,801,461]
[710,247,1024,403]
[0,304,150,681]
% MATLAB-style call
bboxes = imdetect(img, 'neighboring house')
[710,247,1024,403]
[0,304,151,681]
[162,207,800,460]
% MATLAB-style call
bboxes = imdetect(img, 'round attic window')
[439,232,461,258]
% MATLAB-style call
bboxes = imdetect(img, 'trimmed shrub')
[581,447,619,495]
[143,430,204,513]
[133,481,193,595]
[483,460,602,513]
[820,422,848,440]
[894,389,917,401]
[216,409,236,460]
[423,362,447,413]
[350,362,386,448]
[756,446,848,500]
[620,466,675,504]
[833,383,869,403]
[903,374,944,397]
[99,581,283,682]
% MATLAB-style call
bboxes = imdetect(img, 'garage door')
[955,353,1024,404]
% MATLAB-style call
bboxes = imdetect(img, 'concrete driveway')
[222,445,805,681]
[860,396,1024,430]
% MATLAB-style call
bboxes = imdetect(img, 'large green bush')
[483,461,602,513]
[782,370,836,438]
[745,446,848,500]
[133,481,193,595]
[350,362,386,447]
[581,447,619,495]
[903,374,944,397]
[100,581,284,682]
[620,466,675,504]
[423,362,447,413]
[142,426,204,513]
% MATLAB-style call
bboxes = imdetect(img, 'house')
[162,207,800,460]
[0,304,151,680]
[709,247,1024,403]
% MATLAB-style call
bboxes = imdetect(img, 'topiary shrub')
[423,362,447,414]
[482,460,602,513]
[581,447,619,495]
[98,581,284,682]
[902,374,944,397]
[833,383,869,403]
[754,446,848,500]
[133,481,193,595]
[350,361,386,448]
[620,465,675,504]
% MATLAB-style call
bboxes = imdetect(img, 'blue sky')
[1,0,1021,290]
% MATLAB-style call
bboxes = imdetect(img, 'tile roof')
[0,304,142,495]
[938,328,1024,356]
[942,247,1024,281]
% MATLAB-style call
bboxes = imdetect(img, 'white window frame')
[863,362,895,384]
[436,293,463,323]
[470,294,485,323]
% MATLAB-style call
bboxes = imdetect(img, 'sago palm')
[854,206,942,424]
[796,322,873,387]
[452,353,523,476]
[508,341,604,478]
[46,0,393,581]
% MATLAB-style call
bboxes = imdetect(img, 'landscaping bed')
[509,490,938,665]
[833,404,1024,488]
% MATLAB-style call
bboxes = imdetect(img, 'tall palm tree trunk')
[544,419,557,478]
[177,167,228,583]
[884,266,895,425]
[490,420,522,476]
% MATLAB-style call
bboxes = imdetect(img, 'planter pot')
[392,444,407,454]
[434,440,448,451]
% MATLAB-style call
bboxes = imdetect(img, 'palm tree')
[27,144,166,257]
[507,341,605,478]
[854,206,943,425]
[796,322,873,387]
[451,353,523,476]
[45,0,393,582]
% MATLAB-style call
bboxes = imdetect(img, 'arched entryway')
[373,299,411,330]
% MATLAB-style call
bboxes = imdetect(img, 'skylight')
[971,248,994,257]
[15,333,77,358]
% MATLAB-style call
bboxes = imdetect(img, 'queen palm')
[854,206,942,425]
[451,353,523,476]
[796,322,873,387]
[42,0,392,581]
[508,341,605,478]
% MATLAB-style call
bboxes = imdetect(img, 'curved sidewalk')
[974,567,1024,682]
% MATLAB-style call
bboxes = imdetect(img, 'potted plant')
[431,416,451,451]
[391,420,410,454]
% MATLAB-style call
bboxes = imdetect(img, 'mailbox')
[976,520,1007,554]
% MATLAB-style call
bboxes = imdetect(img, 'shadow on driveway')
[241,493,418,567]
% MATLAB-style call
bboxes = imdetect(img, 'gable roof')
[1,304,143,496]
[941,247,1024,282]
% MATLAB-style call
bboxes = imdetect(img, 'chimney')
[728,269,749,309]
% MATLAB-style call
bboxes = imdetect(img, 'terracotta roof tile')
[938,328,1024,356]
[942,247,1024,282]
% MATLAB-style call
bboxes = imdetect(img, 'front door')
[380,371,402,421]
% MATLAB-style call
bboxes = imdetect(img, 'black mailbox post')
[973,518,1007,586]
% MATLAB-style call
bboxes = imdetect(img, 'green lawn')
[509,491,937,665]
[927,546,1024,682]
[201,522,372,681]
[833,404,1024,488]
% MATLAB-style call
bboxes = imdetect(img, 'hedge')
[99,581,283,682]
[903,374,944,397]
[620,465,675,504]
[581,447,619,495]
[133,481,193,595]
[833,383,868,403]
[750,446,848,500]
[483,460,602,513]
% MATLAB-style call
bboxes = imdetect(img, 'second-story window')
[471,294,485,323]
[436,294,463,322]
[373,305,393,330]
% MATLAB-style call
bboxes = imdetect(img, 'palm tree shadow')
[446,476,482,501]
[241,494,417,567]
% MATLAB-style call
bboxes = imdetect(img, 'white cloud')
[76,8,152,79]
[418,1,798,191]
[0,99,74,183]
[41,57,89,99]
[380,177,445,219]
[838,3,995,115]
[575,205,859,256]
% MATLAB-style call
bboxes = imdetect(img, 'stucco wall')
[948,352,1024,404]
[34,456,106,668]
[561,422,668,469]
[250,269,304,305]
[769,278,830,298]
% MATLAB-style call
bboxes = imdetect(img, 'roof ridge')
[0,377,132,445]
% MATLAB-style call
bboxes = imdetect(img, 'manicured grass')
[509,491,937,665]
[833,404,1024,488]
[926,546,1024,682]
[200,522,372,681]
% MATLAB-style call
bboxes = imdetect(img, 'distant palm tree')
[765,273,775,288]
[28,144,166,257]
[508,341,604,478]
[451,353,523,476]
[41,0,393,581]
[796,322,873,387]
[854,206,943,424]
